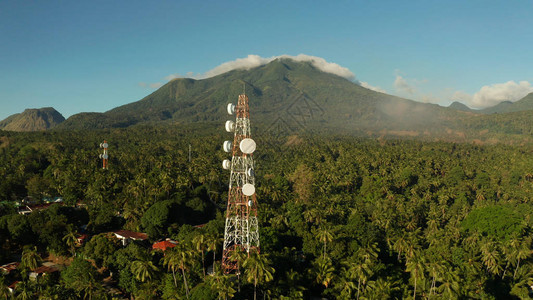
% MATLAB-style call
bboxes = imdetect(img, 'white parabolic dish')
[222,159,231,170]
[223,141,232,152]
[227,103,235,115]
[102,154,108,159]
[102,143,108,148]
[225,120,235,132]
[242,183,255,196]
[239,138,256,154]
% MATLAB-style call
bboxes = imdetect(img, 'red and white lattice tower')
[221,93,260,274]
[99,140,109,170]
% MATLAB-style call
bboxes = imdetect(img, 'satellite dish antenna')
[222,159,231,170]
[227,103,235,115]
[225,120,235,132]
[99,154,103,159]
[248,200,253,207]
[102,143,108,148]
[242,183,255,196]
[223,141,232,153]
[100,143,103,148]
[239,138,256,154]
[102,154,108,159]
[247,168,254,177]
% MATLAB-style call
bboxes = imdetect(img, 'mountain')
[58,59,466,136]
[449,101,473,112]
[0,107,65,132]
[55,59,533,143]
[480,93,533,114]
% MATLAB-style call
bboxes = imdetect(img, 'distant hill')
[480,93,533,114]
[58,59,469,137]
[0,107,65,132]
[449,101,473,112]
[53,58,533,143]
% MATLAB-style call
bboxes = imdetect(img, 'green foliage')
[461,205,524,241]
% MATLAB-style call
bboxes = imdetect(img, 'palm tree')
[243,251,275,300]
[63,230,78,256]
[209,268,236,300]
[312,256,335,290]
[207,233,222,274]
[511,237,533,279]
[405,252,426,300]
[163,244,194,299]
[130,259,159,283]
[193,233,208,278]
[14,280,34,300]
[317,226,333,260]
[480,238,502,276]
[20,246,41,272]
[0,277,10,299]
[229,247,246,292]
[364,277,400,300]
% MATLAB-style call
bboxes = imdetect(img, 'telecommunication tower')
[221,93,260,274]
[99,141,109,169]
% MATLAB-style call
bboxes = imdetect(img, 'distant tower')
[99,140,109,169]
[221,94,260,274]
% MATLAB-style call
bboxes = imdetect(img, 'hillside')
[480,93,533,114]
[55,59,533,143]
[0,107,65,132]
[58,59,464,134]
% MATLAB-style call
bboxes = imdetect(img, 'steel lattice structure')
[99,140,109,170]
[221,94,260,274]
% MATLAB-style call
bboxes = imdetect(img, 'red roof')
[31,265,59,274]
[152,240,177,251]
[0,262,19,274]
[113,230,148,240]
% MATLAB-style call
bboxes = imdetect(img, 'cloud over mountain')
[453,81,533,108]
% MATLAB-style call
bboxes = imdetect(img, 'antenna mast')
[99,140,109,169]
[221,93,260,274]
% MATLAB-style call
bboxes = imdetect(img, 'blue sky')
[1,0,533,120]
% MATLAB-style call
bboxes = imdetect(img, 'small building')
[152,239,178,252]
[7,281,20,294]
[0,262,19,275]
[29,265,59,281]
[76,234,89,246]
[112,230,148,246]
[17,203,54,215]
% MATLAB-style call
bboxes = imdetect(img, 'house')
[76,234,89,246]
[7,281,20,294]
[152,239,178,252]
[112,230,148,246]
[29,265,59,281]
[17,203,54,215]
[0,262,19,275]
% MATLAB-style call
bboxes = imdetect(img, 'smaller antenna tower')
[99,140,109,169]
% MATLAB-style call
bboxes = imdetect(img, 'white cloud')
[198,54,356,80]
[453,81,533,108]
[359,81,386,93]
[394,75,415,94]
[159,54,390,94]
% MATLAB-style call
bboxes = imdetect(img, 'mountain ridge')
[0,107,65,132]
